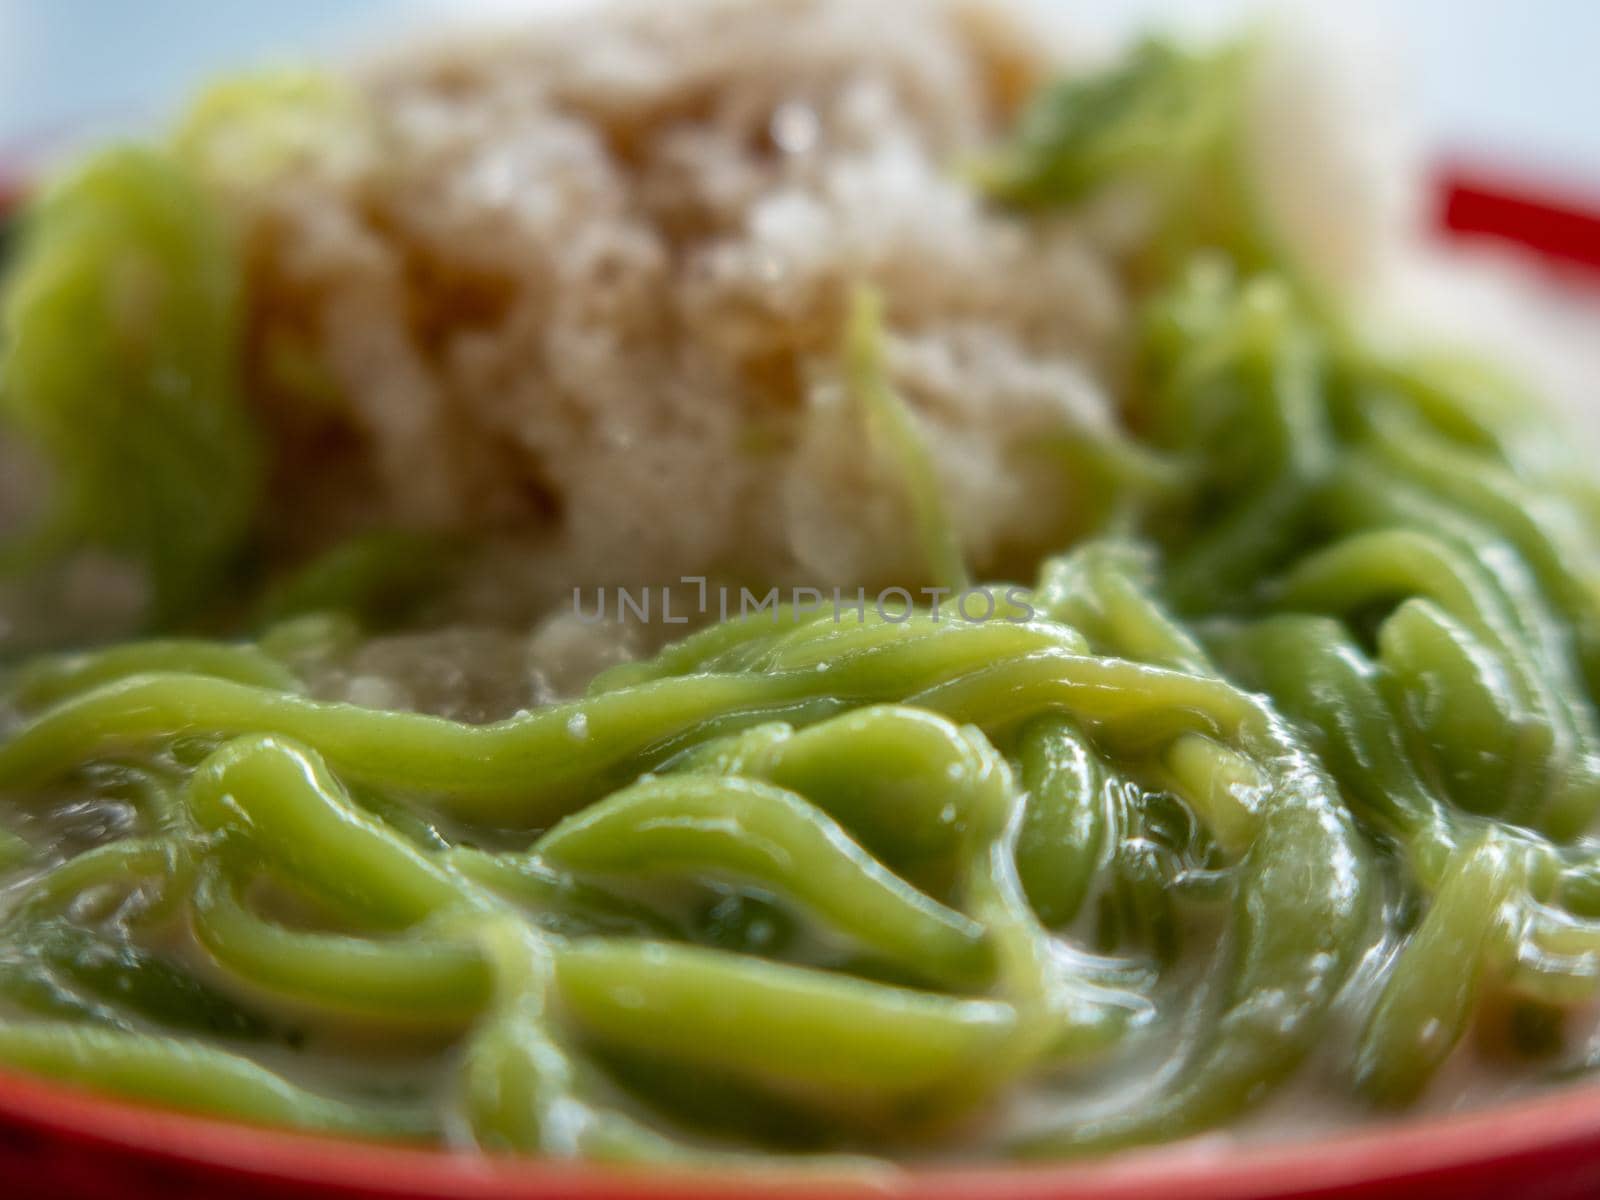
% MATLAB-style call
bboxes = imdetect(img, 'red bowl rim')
[1439,160,1600,274]
[6,1065,1600,1199]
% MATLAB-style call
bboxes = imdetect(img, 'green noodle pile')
[2,35,1600,1164]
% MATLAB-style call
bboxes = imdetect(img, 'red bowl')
[4,172,1600,1200]
[1440,163,1600,274]
[6,1066,1600,1200]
